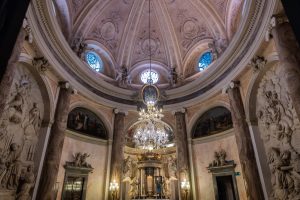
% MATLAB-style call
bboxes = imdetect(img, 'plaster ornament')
[32,57,49,74]
[177,10,209,50]
[22,18,33,43]
[89,11,121,53]
[209,149,229,167]
[69,152,93,168]
[250,56,267,72]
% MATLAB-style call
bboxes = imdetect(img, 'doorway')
[216,175,236,200]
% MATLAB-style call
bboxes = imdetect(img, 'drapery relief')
[256,66,300,200]
[0,64,44,198]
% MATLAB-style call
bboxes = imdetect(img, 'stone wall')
[56,131,109,200]
[192,130,247,200]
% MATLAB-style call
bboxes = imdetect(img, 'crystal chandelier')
[134,101,168,150]
[132,0,170,150]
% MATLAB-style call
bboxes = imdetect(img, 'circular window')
[140,70,159,84]
[198,52,212,71]
[85,51,103,72]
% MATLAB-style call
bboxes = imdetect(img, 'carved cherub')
[80,153,91,168]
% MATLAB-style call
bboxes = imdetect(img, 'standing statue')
[167,156,177,180]
[16,165,35,200]
[116,65,129,87]
[169,66,178,87]
[163,178,171,198]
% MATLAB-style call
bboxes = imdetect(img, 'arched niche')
[67,107,108,140]
[192,106,233,138]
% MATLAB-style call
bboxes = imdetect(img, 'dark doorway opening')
[216,175,237,200]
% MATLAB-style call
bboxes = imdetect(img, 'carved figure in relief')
[8,77,30,124]
[209,149,229,167]
[1,143,22,190]
[257,69,300,199]
[16,165,35,200]
[123,156,138,181]
[70,152,92,168]
[26,102,41,136]
[128,176,139,198]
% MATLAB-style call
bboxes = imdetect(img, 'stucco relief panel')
[165,0,212,57]
[86,0,134,58]
[256,66,300,199]
[0,63,45,198]
[130,5,168,67]
[209,0,228,20]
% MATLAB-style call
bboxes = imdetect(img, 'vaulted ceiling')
[54,0,244,86]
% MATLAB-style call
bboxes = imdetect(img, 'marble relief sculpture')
[0,68,44,198]
[257,67,300,200]
[209,149,229,167]
[69,152,92,168]
[16,165,35,200]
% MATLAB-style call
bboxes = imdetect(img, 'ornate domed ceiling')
[29,0,275,108]
[54,0,244,86]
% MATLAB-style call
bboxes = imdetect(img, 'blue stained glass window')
[85,51,103,72]
[198,52,212,71]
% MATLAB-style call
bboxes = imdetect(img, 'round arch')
[68,102,113,140]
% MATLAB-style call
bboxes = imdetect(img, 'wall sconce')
[109,180,119,200]
[181,179,190,200]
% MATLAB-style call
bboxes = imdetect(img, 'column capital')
[222,81,240,94]
[172,108,186,115]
